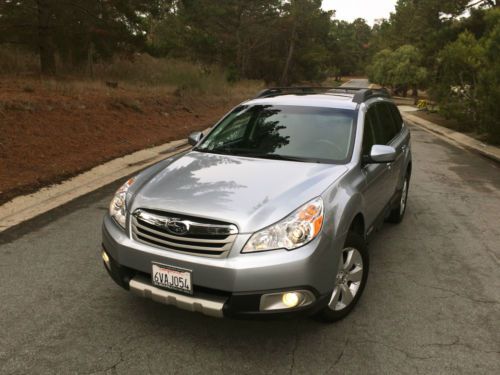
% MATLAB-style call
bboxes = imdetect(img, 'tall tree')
[279,0,333,85]
[0,0,169,74]
[329,18,372,78]
[36,0,56,75]
[150,0,332,84]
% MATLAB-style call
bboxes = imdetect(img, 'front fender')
[322,180,365,241]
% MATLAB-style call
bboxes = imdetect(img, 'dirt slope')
[0,79,240,205]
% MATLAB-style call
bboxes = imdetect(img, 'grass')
[0,47,263,100]
[92,54,264,99]
[0,46,39,75]
[94,55,227,92]
[33,77,262,104]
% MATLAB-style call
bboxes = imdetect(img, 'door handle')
[401,145,407,152]
[386,163,392,170]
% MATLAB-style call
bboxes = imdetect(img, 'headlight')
[242,197,324,253]
[109,178,135,228]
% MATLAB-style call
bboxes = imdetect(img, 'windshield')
[195,105,356,164]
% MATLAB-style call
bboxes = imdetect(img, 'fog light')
[260,290,315,311]
[282,292,300,308]
[101,250,110,269]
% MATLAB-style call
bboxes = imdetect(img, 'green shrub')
[368,45,427,96]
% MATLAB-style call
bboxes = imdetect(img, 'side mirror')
[188,131,203,146]
[364,145,396,164]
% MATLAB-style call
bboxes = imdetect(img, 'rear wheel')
[315,232,369,323]
[387,174,410,224]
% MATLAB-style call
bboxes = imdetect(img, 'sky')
[322,0,398,25]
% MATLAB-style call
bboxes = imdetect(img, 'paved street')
[341,78,370,88]
[1,125,499,374]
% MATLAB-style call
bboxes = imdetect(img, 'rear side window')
[389,103,403,132]
[367,105,390,145]
[371,103,399,144]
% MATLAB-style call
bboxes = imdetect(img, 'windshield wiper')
[241,153,321,163]
[194,147,233,155]
[194,148,322,163]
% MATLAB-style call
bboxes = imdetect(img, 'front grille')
[131,209,238,258]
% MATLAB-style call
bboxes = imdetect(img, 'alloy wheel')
[328,247,364,311]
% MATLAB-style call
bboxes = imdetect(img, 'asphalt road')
[341,78,370,88]
[1,125,499,374]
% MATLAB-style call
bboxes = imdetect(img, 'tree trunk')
[37,0,56,76]
[402,85,408,97]
[280,21,297,86]
[87,42,94,78]
[412,85,418,104]
[236,30,245,78]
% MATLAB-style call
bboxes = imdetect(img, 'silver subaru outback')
[101,87,412,322]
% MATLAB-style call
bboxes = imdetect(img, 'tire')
[315,232,369,323]
[387,173,410,224]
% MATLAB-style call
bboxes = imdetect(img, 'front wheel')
[315,232,369,323]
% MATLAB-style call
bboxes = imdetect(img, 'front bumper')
[102,214,343,318]
[103,247,330,318]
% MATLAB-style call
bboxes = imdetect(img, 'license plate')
[151,263,192,295]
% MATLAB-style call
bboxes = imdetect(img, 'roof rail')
[254,86,338,99]
[254,86,391,103]
[327,87,391,103]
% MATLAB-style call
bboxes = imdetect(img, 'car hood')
[130,151,347,233]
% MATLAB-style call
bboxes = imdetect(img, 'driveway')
[0,125,499,374]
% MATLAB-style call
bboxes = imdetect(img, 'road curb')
[402,112,500,164]
[0,138,191,233]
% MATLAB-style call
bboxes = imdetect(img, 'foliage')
[147,0,334,84]
[431,8,500,142]
[0,0,345,84]
[369,0,500,143]
[368,45,427,95]
[328,19,372,78]
[478,8,500,142]
[391,45,428,89]
[0,0,169,74]
[433,32,484,124]
[368,49,394,87]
